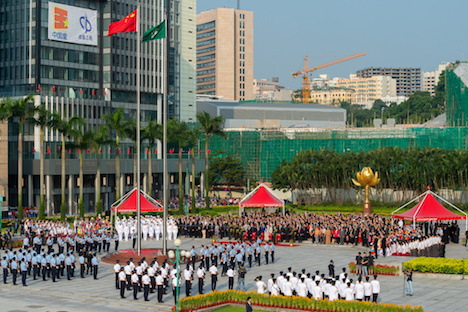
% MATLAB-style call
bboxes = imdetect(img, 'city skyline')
[197,0,468,90]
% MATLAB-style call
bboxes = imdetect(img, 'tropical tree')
[185,126,200,212]
[28,104,51,219]
[88,126,111,217]
[209,152,245,198]
[168,119,189,213]
[50,113,84,220]
[68,128,93,218]
[103,108,129,200]
[196,111,226,209]
[0,95,36,219]
[142,118,162,197]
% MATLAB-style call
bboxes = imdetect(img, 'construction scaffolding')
[446,62,468,127]
[209,127,468,181]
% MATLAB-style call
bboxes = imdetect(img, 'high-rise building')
[0,0,199,214]
[356,67,421,96]
[337,75,397,108]
[196,8,253,101]
[423,63,448,96]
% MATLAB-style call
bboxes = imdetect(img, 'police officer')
[142,271,150,301]
[31,252,38,280]
[114,260,121,289]
[20,259,28,286]
[10,257,18,285]
[118,267,127,298]
[197,264,205,294]
[65,253,72,280]
[2,255,9,283]
[78,252,85,278]
[41,254,48,281]
[91,253,99,279]
[131,269,139,300]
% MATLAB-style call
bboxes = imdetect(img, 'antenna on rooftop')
[237,0,240,10]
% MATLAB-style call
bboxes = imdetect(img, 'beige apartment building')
[337,75,396,107]
[294,87,355,105]
[196,8,254,101]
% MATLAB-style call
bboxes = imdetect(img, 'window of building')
[197,30,215,40]
[196,21,215,32]
[197,38,215,47]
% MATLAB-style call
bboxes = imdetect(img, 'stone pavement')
[1,237,468,312]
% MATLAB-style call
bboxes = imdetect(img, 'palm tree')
[196,112,226,209]
[68,129,93,218]
[186,127,200,212]
[28,104,52,219]
[142,118,162,197]
[0,95,36,219]
[88,126,111,217]
[103,108,129,201]
[50,113,84,220]
[168,119,189,213]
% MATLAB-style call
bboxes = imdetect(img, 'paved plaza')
[1,237,468,312]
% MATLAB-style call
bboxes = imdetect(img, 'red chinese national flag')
[107,10,137,37]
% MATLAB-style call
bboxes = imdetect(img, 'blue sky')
[197,0,468,89]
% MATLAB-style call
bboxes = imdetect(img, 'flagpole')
[162,0,169,256]
[136,3,142,256]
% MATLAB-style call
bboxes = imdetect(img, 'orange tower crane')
[292,52,367,103]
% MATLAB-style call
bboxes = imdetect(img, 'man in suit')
[245,296,253,312]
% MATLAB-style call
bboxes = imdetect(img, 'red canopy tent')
[392,189,467,228]
[111,188,163,213]
[239,183,285,215]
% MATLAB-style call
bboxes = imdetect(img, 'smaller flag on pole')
[142,20,166,42]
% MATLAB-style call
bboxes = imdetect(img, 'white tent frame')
[392,189,467,229]
[239,183,285,215]
[110,187,163,234]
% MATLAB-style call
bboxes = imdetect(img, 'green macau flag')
[142,20,166,42]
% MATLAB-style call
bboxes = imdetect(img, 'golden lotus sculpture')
[352,167,380,214]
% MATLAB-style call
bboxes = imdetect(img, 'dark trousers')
[12,269,17,284]
[66,265,71,280]
[51,267,56,282]
[42,267,47,280]
[115,273,120,289]
[132,238,136,249]
[80,264,85,278]
[271,251,275,263]
[248,255,252,267]
[126,275,131,290]
[21,271,27,286]
[228,277,234,289]
[372,293,378,303]
[33,265,38,279]
[115,241,119,251]
[120,281,126,298]
[211,275,217,290]
[133,283,138,299]
[364,296,370,301]
[3,268,8,283]
[198,278,204,294]
[185,280,191,297]
[157,285,164,302]
[93,265,98,279]
[150,277,156,292]
[173,287,178,305]
[143,284,149,301]
[265,252,269,264]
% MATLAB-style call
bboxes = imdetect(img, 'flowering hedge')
[403,257,468,275]
[349,262,399,276]
[176,290,423,312]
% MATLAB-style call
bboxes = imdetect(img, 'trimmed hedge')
[177,290,423,312]
[403,257,468,275]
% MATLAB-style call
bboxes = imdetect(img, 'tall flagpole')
[162,0,169,255]
[136,3,142,256]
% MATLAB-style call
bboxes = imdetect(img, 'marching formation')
[115,216,179,242]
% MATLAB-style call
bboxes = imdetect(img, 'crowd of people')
[115,216,179,243]
[114,239,275,302]
[174,211,458,258]
[163,197,241,210]
[255,266,381,302]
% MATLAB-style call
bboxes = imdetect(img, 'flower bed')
[349,262,399,276]
[176,290,422,312]
[403,257,468,275]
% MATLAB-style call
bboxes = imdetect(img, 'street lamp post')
[168,238,188,312]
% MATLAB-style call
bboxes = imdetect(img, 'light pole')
[168,238,188,312]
